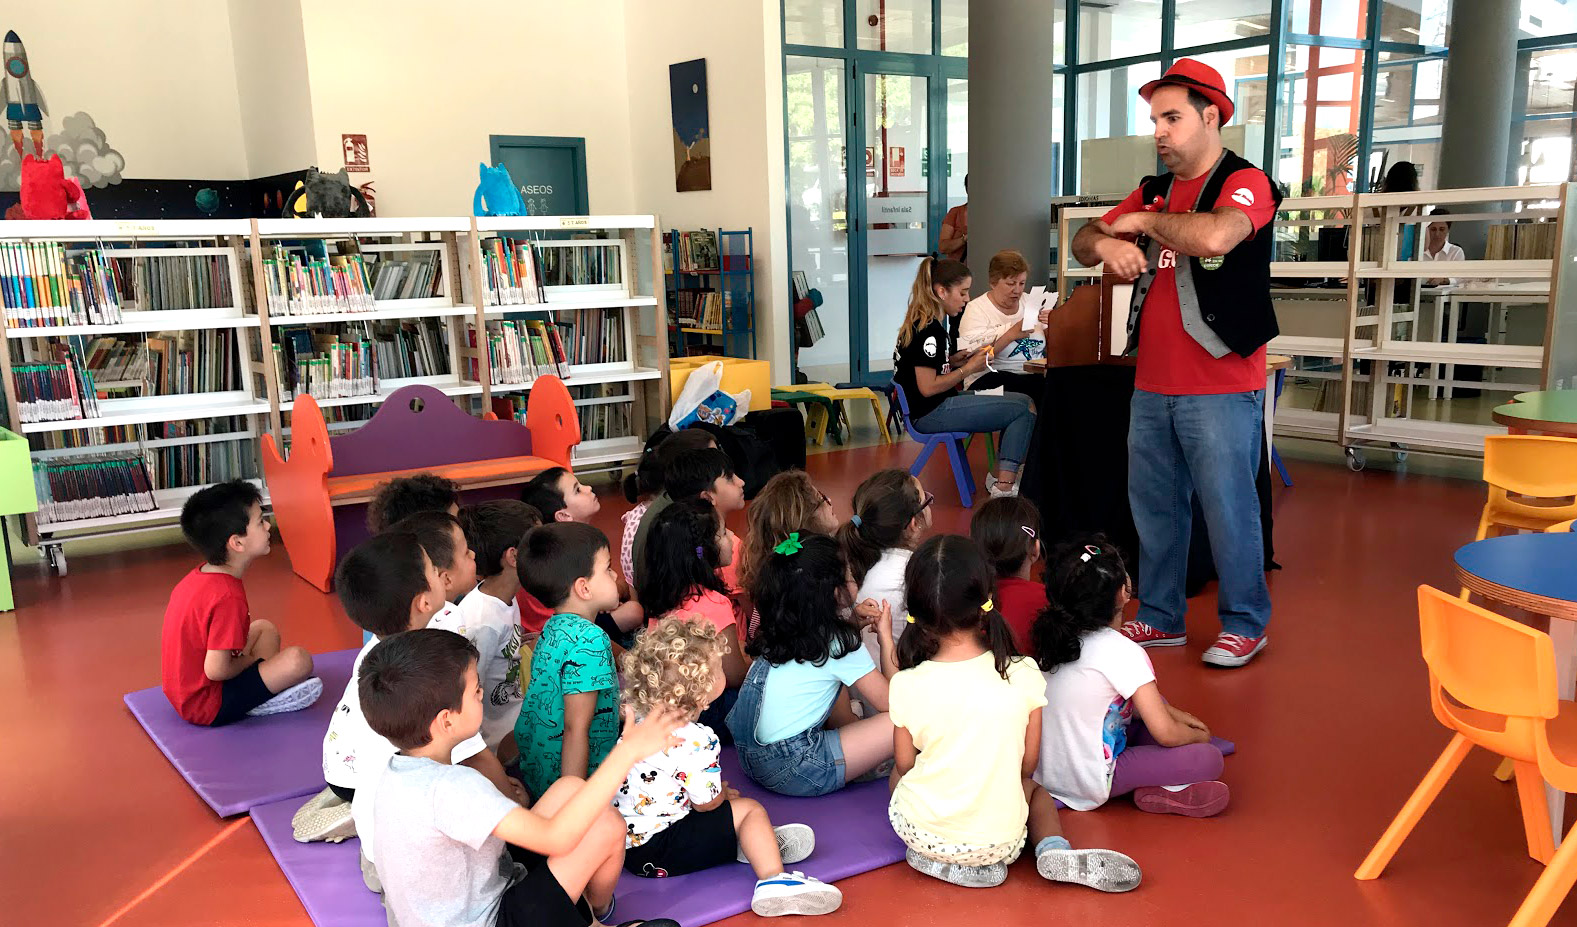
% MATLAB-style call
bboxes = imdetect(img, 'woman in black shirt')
[891,257,1036,499]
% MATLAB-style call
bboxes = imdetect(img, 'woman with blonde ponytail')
[891,258,1037,499]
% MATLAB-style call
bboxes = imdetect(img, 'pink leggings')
[1108,718,1226,798]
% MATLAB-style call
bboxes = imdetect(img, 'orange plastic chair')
[1476,435,1577,541]
[1357,585,1561,887]
[1548,519,1575,534]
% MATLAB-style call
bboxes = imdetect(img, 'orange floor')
[4,442,1575,927]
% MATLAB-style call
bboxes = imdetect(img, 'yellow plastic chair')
[1493,515,1577,787]
[1476,435,1577,541]
[1356,586,1562,886]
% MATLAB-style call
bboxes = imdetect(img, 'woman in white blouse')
[956,250,1045,400]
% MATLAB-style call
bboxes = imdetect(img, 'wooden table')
[1025,355,1291,464]
[1455,531,1577,846]
[1493,390,1577,437]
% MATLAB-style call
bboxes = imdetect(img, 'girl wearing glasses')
[1031,536,1230,818]
[839,469,933,666]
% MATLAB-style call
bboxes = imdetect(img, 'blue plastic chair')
[1272,368,1293,488]
[890,382,977,507]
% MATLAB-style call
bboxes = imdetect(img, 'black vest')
[1138,149,1282,357]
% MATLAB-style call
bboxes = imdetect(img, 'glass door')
[785,56,852,385]
[858,68,932,377]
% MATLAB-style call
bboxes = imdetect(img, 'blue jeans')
[914,392,1036,472]
[725,659,847,797]
[1127,388,1270,638]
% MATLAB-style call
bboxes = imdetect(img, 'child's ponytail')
[1032,534,1130,672]
[899,534,1014,677]
[837,468,925,586]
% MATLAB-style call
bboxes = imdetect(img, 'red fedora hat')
[1139,58,1234,124]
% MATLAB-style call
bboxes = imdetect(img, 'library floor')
[4,441,1575,927]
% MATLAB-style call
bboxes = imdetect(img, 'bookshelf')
[664,228,756,360]
[0,220,266,571]
[1053,182,1573,466]
[0,215,672,574]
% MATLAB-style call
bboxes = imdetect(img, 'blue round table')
[1454,528,1577,848]
[1454,530,1577,621]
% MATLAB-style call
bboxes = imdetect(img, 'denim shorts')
[735,723,846,797]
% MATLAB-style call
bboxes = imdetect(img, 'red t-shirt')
[518,590,553,634]
[1102,167,1276,395]
[996,576,1049,656]
[160,567,252,724]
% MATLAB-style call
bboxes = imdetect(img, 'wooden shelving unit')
[1054,183,1573,466]
[0,215,672,574]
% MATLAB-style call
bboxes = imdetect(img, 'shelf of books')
[462,215,670,473]
[0,215,672,566]
[0,220,268,560]
[1056,182,1574,464]
[664,228,756,360]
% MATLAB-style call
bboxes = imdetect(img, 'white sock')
[1160,784,1191,792]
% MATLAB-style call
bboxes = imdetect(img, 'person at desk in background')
[940,175,968,262]
[958,249,1046,400]
[1068,58,1280,669]
[892,257,1036,499]
[1421,209,1465,287]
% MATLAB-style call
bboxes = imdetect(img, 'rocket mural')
[2,30,45,157]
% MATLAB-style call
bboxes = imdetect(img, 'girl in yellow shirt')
[887,535,1141,892]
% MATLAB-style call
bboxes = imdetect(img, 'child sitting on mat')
[520,465,643,642]
[730,534,896,797]
[839,469,933,665]
[295,533,520,852]
[638,498,748,739]
[1033,537,1229,817]
[432,500,543,765]
[969,497,1048,654]
[161,480,319,727]
[366,472,461,533]
[390,510,478,610]
[515,523,625,801]
[360,626,687,927]
[621,428,719,586]
[737,470,839,643]
[632,447,746,593]
[889,536,1140,892]
[616,616,841,916]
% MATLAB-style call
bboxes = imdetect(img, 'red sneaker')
[1201,632,1268,667]
[1120,621,1187,648]
[1133,781,1230,817]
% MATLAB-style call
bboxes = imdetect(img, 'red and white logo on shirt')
[1157,249,1178,269]
[1230,187,1255,207]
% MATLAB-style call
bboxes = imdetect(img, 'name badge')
[1199,256,1224,271]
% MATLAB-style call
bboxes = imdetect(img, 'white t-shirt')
[858,548,911,666]
[614,721,724,849]
[430,585,526,749]
[325,606,487,863]
[373,754,522,927]
[757,645,877,743]
[957,292,1046,383]
[1421,241,1466,286]
[1034,627,1156,810]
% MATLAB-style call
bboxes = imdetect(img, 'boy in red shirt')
[161,480,319,725]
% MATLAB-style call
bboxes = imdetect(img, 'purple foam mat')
[615,751,906,924]
[252,797,386,927]
[253,749,906,927]
[123,649,356,817]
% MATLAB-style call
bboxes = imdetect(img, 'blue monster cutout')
[473,162,527,217]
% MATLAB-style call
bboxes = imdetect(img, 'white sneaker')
[739,823,815,866]
[291,786,355,843]
[750,872,842,917]
[248,677,323,717]
[986,478,1019,499]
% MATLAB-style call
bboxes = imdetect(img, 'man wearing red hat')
[1071,58,1280,669]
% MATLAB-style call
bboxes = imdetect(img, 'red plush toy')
[20,153,90,219]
